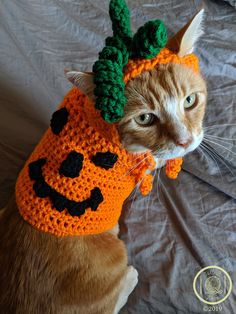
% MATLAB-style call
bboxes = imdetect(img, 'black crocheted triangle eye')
[50,107,69,135]
[59,151,84,178]
[91,152,118,170]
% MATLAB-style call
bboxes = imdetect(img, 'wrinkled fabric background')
[0,1,236,313]
[224,0,236,7]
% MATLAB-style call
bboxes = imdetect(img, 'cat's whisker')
[157,167,161,180]
[203,144,235,177]
[202,142,236,175]
[204,124,236,130]
[156,167,168,210]
[124,178,144,248]
[157,170,171,204]
[203,138,236,157]
[200,142,235,177]
[199,144,223,179]
[117,156,150,181]
[197,146,210,163]
[118,152,148,168]
[202,142,235,178]
[203,136,236,149]
[204,134,236,142]
[129,179,142,212]
[145,168,157,221]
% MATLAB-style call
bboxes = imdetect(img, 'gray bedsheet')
[0,1,236,313]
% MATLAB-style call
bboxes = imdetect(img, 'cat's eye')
[134,113,155,126]
[184,93,197,109]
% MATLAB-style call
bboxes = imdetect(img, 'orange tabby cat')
[0,10,207,314]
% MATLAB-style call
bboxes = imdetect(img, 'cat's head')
[66,10,207,160]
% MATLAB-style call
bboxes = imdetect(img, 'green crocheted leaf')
[109,0,132,39]
[132,20,167,59]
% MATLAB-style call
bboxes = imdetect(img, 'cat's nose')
[176,138,192,148]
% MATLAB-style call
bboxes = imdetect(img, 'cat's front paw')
[125,266,138,293]
[113,266,138,314]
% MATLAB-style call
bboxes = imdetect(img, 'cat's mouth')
[153,131,204,160]
[124,131,204,160]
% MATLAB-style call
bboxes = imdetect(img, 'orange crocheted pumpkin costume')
[16,88,157,237]
[15,46,199,237]
[123,47,199,83]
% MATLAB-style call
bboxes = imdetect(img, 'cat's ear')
[167,9,204,57]
[65,70,95,100]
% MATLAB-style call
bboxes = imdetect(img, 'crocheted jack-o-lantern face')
[28,135,119,218]
[16,88,156,236]
[15,0,188,237]
[27,103,126,217]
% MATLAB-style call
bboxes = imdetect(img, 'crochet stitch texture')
[15,87,183,237]
[15,88,156,237]
[93,0,199,124]
[93,0,168,123]
[15,0,200,237]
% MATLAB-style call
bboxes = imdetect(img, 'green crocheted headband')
[93,0,167,123]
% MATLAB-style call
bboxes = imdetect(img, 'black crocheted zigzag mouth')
[28,158,104,217]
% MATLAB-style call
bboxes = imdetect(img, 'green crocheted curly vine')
[109,0,132,39]
[93,0,168,123]
[93,0,132,123]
